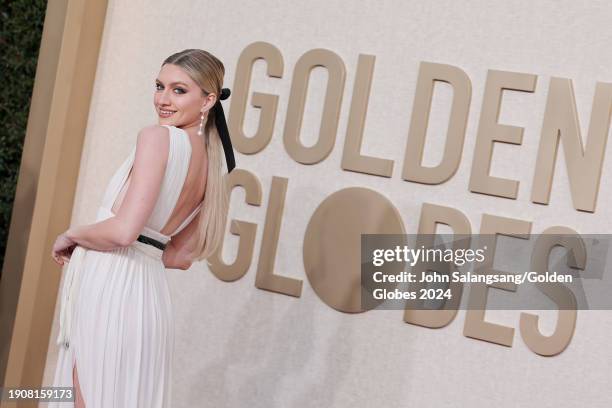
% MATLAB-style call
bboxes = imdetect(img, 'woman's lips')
[158,108,176,118]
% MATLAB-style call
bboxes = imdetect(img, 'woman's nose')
[158,90,171,105]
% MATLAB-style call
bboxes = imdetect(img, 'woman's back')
[106,125,208,238]
[161,126,208,235]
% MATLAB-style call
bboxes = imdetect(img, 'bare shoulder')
[137,124,171,143]
[132,125,171,167]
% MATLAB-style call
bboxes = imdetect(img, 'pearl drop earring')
[197,112,204,136]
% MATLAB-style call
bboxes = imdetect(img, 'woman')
[49,49,236,407]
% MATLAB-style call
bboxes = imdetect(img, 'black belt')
[136,234,167,250]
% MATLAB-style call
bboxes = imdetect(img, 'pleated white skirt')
[50,241,174,407]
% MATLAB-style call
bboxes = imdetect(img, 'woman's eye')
[155,84,184,94]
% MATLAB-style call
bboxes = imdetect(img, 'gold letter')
[520,226,583,356]
[256,177,303,297]
[531,79,612,212]
[284,49,346,164]
[469,70,537,198]
[464,214,531,347]
[229,41,283,154]
[341,54,394,177]
[209,170,262,281]
[303,187,405,312]
[404,203,471,328]
[402,62,471,184]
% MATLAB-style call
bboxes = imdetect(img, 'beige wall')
[42,0,612,406]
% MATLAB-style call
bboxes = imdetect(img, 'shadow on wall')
[189,290,353,407]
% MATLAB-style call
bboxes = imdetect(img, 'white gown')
[49,125,203,407]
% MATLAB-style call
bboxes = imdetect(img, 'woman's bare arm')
[66,125,170,251]
[65,217,136,251]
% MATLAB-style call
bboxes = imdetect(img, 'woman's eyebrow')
[155,79,190,87]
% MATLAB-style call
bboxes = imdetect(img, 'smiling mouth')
[158,108,176,116]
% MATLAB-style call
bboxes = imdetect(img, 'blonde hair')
[162,49,229,262]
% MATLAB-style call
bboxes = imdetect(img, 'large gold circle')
[303,187,406,313]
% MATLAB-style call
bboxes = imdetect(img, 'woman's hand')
[161,240,192,270]
[51,231,77,266]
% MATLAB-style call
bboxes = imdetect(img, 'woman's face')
[154,63,215,128]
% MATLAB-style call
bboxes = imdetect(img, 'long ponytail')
[188,109,229,261]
